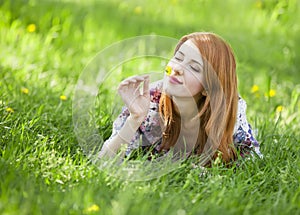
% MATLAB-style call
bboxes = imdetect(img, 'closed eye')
[174,56,183,62]
[190,64,201,72]
[174,51,184,62]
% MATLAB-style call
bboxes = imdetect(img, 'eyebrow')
[178,51,185,56]
[191,59,203,66]
[176,51,203,66]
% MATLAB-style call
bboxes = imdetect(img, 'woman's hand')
[117,75,150,121]
[99,75,150,158]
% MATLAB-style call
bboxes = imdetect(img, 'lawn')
[0,0,300,214]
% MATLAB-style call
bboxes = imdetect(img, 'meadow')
[0,0,300,214]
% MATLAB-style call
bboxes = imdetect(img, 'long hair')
[159,32,238,164]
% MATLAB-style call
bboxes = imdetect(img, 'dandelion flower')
[6,107,14,113]
[134,6,142,15]
[276,105,284,113]
[21,87,29,94]
[254,0,262,9]
[269,89,276,97]
[251,85,259,93]
[85,204,100,213]
[60,95,67,101]
[165,65,172,76]
[27,24,36,33]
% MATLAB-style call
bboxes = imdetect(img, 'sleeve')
[233,98,263,158]
[104,107,141,155]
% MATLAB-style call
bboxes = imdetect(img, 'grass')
[0,0,300,214]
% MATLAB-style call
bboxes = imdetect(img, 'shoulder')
[234,96,250,134]
[237,96,247,113]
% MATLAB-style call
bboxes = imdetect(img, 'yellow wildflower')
[254,0,262,9]
[269,89,276,97]
[251,85,259,93]
[27,24,36,33]
[165,65,172,76]
[6,107,14,113]
[85,204,100,213]
[134,6,142,15]
[60,95,67,101]
[276,105,284,113]
[21,87,29,94]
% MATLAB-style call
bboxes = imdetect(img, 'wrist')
[117,115,144,143]
[127,114,145,126]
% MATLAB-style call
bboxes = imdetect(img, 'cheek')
[191,82,203,95]
[187,77,203,95]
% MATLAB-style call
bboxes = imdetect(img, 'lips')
[169,76,183,84]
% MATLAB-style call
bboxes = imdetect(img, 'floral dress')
[105,80,263,159]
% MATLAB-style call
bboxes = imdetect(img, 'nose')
[171,64,184,75]
[172,69,182,76]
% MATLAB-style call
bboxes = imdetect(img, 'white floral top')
[106,80,262,159]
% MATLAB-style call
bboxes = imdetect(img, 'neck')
[172,93,202,121]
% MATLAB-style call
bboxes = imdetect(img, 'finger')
[143,76,150,95]
[118,81,132,93]
[119,76,139,86]
[130,75,149,95]
[141,74,149,79]
[118,79,139,89]
[132,75,148,80]
[124,75,145,82]
[133,85,141,96]
[127,77,145,88]
[119,80,129,87]
[119,81,141,97]
[118,75,148,93]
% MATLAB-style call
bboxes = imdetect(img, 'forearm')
[99,115,143,158]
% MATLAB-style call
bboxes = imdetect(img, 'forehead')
[181,40,199,52]
[176,39,202,62]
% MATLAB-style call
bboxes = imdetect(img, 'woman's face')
[163,39,204,97]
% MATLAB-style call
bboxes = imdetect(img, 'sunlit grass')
[0,0,300,214]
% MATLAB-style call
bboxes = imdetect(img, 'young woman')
[99,32,262,166]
